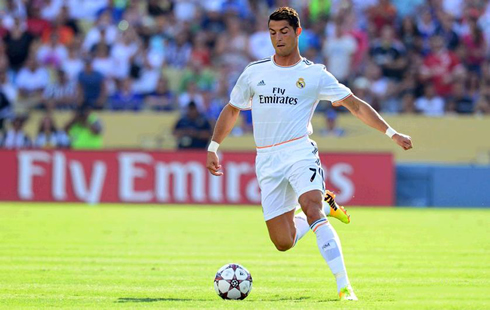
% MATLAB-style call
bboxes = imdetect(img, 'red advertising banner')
[0,150,394,206]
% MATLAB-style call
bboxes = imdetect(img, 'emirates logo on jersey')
[259,87,299,105]
[296,78,306,89]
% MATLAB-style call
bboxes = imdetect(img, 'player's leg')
[299,190,357,300]
[265,209,296,251]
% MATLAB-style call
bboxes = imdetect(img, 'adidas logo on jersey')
[257,80,266,86]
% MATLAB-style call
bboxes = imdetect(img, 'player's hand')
[206,151,223,176]
[392,133,413,150]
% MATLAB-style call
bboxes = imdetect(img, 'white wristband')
[385,127,397,138]
[207,141,220,153]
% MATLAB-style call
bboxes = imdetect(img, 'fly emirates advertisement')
[0,150,394,206]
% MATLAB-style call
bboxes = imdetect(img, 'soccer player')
[206,7,413,301]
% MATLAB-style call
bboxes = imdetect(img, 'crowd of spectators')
[1,0,490,148]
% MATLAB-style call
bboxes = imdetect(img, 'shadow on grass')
[116,297,205,303]
[117,296,337,303]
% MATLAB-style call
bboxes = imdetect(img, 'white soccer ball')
[214,263,252,300]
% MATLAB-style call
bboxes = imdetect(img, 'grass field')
[0,204,489,309]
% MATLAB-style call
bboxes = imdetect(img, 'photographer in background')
[2,114,31,149]
[173,101,212,150]
[65,106,103,149]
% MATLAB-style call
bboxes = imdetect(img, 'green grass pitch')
[0,204,489,309]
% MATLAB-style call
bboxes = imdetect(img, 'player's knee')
[271,238,294,252]
[274,241,293,252]
[299,195,323,219]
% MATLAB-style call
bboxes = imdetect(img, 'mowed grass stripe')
[0,204,489,309]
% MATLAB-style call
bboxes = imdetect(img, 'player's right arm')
[206,104,241,176]
[207,67,253,176]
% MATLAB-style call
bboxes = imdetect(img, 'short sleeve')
[318,66,352,104]
[229,69,252,110]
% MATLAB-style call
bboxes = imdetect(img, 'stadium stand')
[0,0,489,150]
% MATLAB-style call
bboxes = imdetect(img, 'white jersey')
[230,56,352,148]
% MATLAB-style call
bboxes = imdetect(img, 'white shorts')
[255,136,325,221]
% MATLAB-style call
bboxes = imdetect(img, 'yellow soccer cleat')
[324,190,351,224]
[339,286,358,301]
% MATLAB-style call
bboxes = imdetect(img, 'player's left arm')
[335,95,413,150]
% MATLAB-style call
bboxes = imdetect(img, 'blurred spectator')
[191,33,212,67]
[320,109,345,137]
[475,97,490,114]
[179,60,215,93]
[447,82,474,114]
[43,69,77,110]
[436,13,459,51]
[53,5,80,37]
[148,0,174,17]
[65,106,103,149]
[248,16,275,60]
[351,77,373,104]
[401,92,417,114]
[77,60,106,109]
[399,16,422,53]
[323,23,357,83]
[109,79,143,111]
[26,6,51,37]
[131,53,161,95]
[368,0,397,34]
[0,69,17,104]
[179,82,205,112]
[146,77,175,111]
[62,45,84,81]
[16,57,49,110]
[34,114,70,148]
[2,114,31,149]
[415,84,445,116]
[110,28,140,79]
[370,25,407,81]
[173,101,212,150]
[4,18,33,71]
[92,43,114,78]
[82,10,117,52]
[364,62,388,111]
[36,32,68,67]
[416,9,439,54]
[420,36,462,97]
[165,31,192,69]
[462,18,487,72]
[215,16,251,70]
[40,0,64,22]
[0,91,11,133]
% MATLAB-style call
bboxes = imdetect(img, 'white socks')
[310,218,350,292]
[292,212,310,247]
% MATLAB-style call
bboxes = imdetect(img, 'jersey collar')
[271,55,303,68]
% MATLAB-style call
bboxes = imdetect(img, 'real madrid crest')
[296,78,305,89]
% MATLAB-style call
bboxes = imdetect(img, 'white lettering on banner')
[118,153,153,202]
[329,163,354,203]
[246,178,261,203]
[155,162,205,202]
[18,151,50,200]
[226,162,254,202]
[52,152,66,200]
[209,172,223,202]
[70,160,107,203]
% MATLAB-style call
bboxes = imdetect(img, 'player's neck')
[273,50,302,67]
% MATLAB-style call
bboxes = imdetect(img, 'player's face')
[269,20,300,57]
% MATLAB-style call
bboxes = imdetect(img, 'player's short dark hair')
[268,7,301,31]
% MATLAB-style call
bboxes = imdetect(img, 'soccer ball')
[214,263,252,300]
